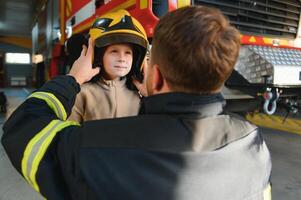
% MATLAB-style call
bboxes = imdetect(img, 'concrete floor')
[263,128,301,199]
[0,88,301,200]
[0,88,42,200]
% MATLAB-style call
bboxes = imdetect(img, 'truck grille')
[193,0,301,38]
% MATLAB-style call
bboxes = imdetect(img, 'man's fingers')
[132,77,148,97]
[132,78,141,88]
[132,78,144,92]
[81,45,87,56]
[92,67,100,76]
[86,38,94,58]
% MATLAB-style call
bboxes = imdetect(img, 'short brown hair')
[151,6,240,94]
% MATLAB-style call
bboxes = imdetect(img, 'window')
[5,53,31,64]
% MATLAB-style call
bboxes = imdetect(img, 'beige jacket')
[68,78,141,123]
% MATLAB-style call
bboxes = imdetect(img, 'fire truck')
[39,0,301,115]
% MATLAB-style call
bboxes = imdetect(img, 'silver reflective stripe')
[35,93,64,120]
[28,92,67,120]
[25,121,61,185]
[21,119,79,193]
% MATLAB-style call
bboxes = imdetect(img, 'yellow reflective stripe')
[22,120,58,185]
[178,0,191,8]
[29,92,67,120]
[263,184,272,200]
[140,0,148,9]
[21,120,79,192]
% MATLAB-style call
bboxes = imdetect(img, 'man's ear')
[152,64,165,92]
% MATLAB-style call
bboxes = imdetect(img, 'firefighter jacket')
[1,75,272,200]
[68,77,140,123]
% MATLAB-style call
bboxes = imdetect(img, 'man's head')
[147,6,240,95]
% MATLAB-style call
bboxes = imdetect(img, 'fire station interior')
[0,0,301,199]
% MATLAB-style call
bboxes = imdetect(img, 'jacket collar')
[96,77,126,89]
[139,92,225,117]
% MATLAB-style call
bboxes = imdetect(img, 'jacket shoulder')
[181,113,258,152]
[80,115,191,152]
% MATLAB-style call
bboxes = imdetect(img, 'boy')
[68,10,148,122]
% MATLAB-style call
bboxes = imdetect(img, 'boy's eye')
[126,51,132,55]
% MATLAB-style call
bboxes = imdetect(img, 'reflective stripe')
[29,92,67,120]
[178,0,191,8]
[21,120,79,192]
[263,184,272,200]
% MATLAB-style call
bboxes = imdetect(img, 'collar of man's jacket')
[139,92,225,117]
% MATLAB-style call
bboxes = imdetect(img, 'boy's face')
[102,43,133,80]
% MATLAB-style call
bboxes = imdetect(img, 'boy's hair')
[152,6,240,94]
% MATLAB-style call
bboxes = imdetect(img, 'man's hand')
[132,78,148,97]
[68,38,100,85]
[132,59,149,97]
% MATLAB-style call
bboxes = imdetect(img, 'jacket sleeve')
[1,75,81,199]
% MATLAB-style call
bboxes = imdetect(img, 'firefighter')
[2,6,271,200]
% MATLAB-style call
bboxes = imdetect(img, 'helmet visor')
[94,33,148,50]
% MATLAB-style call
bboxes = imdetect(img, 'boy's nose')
[118,53,126,62]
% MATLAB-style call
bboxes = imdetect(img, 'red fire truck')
[51,0,301,115]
